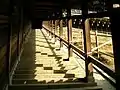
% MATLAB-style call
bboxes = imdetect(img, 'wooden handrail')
[43,26,115,80]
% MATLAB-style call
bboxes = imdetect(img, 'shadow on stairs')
[8,29,102,90]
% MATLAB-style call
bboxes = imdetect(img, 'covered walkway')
[0,0,119,90]
[10,28,115,90]
[13,29,85,83]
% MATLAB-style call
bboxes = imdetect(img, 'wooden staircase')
[8,29,102,90]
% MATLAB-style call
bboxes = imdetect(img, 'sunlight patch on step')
[34,70,53,74]
[34,73,65,82]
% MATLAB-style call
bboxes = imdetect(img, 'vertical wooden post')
[53,20,55,43]
[51,20,53,38]
[67,8,72,59]
[95,29,99,58]
[81,31,84,50]
[7,17,12,85]
[48,21,49,29]
[48,21,51,36]
[110,3,120,89]
[20,5,23,50]
[59,20,61,37]
[60,19,63,48]
[49,20,52,39]
[17,3,23,58]
[85,19,94,82]
[17,25,20,56]
[82,0,94,82]
[55,20,57,42]
[7,0,14,85]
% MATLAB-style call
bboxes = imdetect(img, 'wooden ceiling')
[23,0,86,20]
[22,0,110,20]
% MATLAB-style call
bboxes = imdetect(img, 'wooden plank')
[43,26,115,84]
[94,30,99,58]
[55,20,57,42]
[67,9,73,58]
[84,19,94,82]
[110,4,120,89]
[6,16,12,84]
[36,11,110,21]
[81,1,94,82]
[51,20,54,38]
[9,82,97,90]
[89,56,115,78]
[60,19,63,47]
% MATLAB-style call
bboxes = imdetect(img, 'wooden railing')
[43,26,115,86]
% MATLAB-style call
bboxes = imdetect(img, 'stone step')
[12,78,87,84]
[13,74,36,79]
[13,73,75,79]
[14,70,82,77]
[9,82,101,90]
[15,70,36,74]
[64,74,75,78]
[17,64,43,68]
[53,70,67,74]
[12,79,46,84]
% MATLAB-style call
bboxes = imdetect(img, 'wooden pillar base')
[84,62,95,83]
[87,62,95,82]
[67,9,73,59]
[68,47,73,57]
[60,41,63,48]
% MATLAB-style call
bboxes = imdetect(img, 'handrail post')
[60,19,63,48]
[67,8,73,60]
[52,20,55,43]
[82,1,94,82]
[53,20,56,43]
[48,21,51,36]
[52,20,54,38]
[50,20,52,39]
[85,19,94,82]
[55,20,57,42]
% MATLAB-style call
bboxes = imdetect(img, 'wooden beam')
[84,19,95,82]
[43,26,115,85]
[94,29,99,58]
[20,5,24,53]
[82,0,94,82]
[67,9,73,59]
[7,19,12,85]
[35,2,60,6]
[50,20,52,39]
[55,20,57,42]
[60,19,63,48]
[110,5,120,89]
[48,20,50,39]
[53,20,55,43]
[51,20,54,38]
[7,0,13,84]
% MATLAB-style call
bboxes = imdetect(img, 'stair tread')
[10,30,102,90]
[54,70,67,74]
[10,82,97,85]
[12,78,97,84]
[9,82,99,90]
[9,86,102,90]
[13,74,76,80]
